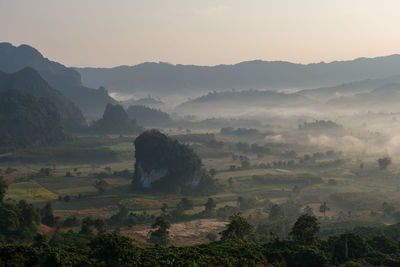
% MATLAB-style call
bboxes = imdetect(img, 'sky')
[1,0,400,68]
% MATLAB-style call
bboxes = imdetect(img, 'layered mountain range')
[0,42,116,120]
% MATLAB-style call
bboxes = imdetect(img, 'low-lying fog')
[109,79,400,161]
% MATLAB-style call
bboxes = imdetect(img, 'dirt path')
[121,218,228,246]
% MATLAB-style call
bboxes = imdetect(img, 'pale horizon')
[2,0,400,68]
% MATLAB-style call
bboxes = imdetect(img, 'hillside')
[126,105,173,126]
[298,79,388,100]
[121,97,165,110]
[0,90,65,148]
[175,90,316,115]
[0,68,86,131]
[0,42,117,120]
[327,83,400,110]
[77,55,400,94]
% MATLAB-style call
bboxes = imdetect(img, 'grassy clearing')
[6,181,57,202]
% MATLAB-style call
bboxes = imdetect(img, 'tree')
[161,203,168,214]
[228,177,234,188]
[292,185,300,197]
[269,204,284,221]
[0,176,8,204]
[0,204,20,235]
[40,203,55,227]
[209,168,216,177]
[80,217,94,234]
[319,202,329,217]
[220,213,256,241]
[368,235,398,254]
[378,157,392,170]
[32,233,47,248]
[94,179,108,193]
[149,216,170,246]
[179,198,194,210]
[304,205,314,216]
[237,196,256,211]
[290,214,320,245]
[109,205,129,226]
[90,232,138,266]
[170,203,185,220]
[63,215,80,227]
[204,198,216,214]
[18,200,40,227]
[382,202,395,216]
[240,157,251,169]
[94,219,107,234]
[331,233,368,263]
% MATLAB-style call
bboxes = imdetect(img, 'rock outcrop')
[133,130,202,192]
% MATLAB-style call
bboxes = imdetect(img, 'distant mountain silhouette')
[0,68,86,131]
[77,55,400,94]
[0,42,117,120]
[0,90,65,148]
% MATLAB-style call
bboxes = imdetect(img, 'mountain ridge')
[76,54,400,94]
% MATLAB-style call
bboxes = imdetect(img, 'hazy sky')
[1,0,400,67]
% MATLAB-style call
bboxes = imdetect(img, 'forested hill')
[88,103,143,134]
[126,105,173,126]
[77,55,400,93]
[0,68,86,131]
[175,90,316,114]
[0,90,65,147]
[0,42,117,120]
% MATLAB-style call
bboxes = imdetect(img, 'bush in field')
[217,205,239,220]
[62,216,80,227]
[204,198,216,216]
[237,196,256,211]
[80,217,94,234]
[179,198,194,210]
[206,232,218,242]
[0,176,8,203]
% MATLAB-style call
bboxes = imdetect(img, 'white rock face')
[137,163,168,188]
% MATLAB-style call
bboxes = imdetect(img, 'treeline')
[3,213,400,266]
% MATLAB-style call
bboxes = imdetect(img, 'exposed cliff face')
[136,164,168,188]
[132,130,202,192]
